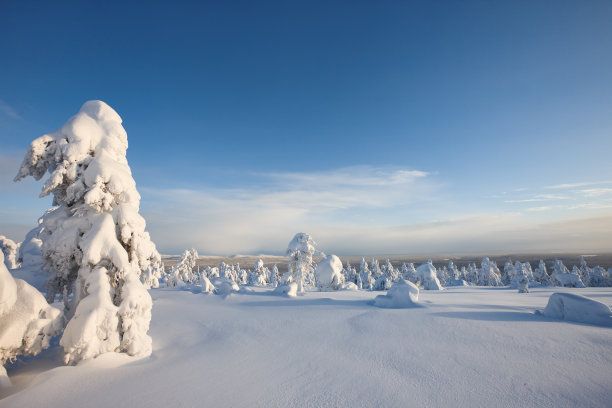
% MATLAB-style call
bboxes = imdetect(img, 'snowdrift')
[539,293,612,326]
[373,280,420,308]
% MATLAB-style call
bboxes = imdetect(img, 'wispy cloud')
[546,181,612,189]
[504,194,569,203]
[579,188,612,198]
[0,99,21,120]
[569,203,612,210]
[527,206,553,212]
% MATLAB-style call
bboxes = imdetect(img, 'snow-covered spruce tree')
[0,251,63,384]
[14,100,163,364]
[589,265,611,287]
[0,236,19,270]
[551,259,585,288]
[478,257,502,286]
[269,264,280,287]
[502,259,515,285]
[533,260,551,285]
[578,257,593,286]
[249,258,268,286]
[359,257,374,289]
[448,261,459,280]
[437,265,450,286]
[401,262,418,283]
[415,260,443,290]
[286,233,318,294]
[384,259,399,282]
[176,248,199,284]
[466,263,479,284]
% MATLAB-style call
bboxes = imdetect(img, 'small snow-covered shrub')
[539,293,611,326]
[0,252,63,383]
[212,277,239,296]
[340,282,359,291]
[416,260,442,290]
[373,280,420,308]
[0,236,19,269]
[273,282,298,298]
[315,254,345,291]
[14,101,162,363]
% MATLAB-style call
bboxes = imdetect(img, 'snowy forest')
[1,101,610,407]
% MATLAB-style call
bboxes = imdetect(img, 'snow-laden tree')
[551,259,585,288]
[269,264,280,287]
[437,266,450,286]
[0,251,63,384]
[0,236,19,270]
[448,261,460,280]
[578,257,592,286]
[315,254,345,290]
[533,260,551,285]
[383,259,399,282]
[589,265,611,287]
[286,233,318,293]
[478,258,502,286]
[370,259,382,278]
[401,262,418,283]
[174,249,199,284]
[249,258,268,286]
[416,260,443,290]
[502,259,515,285]
[14,100,163,363]
[359,257,374,289]
[465,263,478,284]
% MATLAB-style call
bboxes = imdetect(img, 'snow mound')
[340,282,359,291]
[212,278,239,296]
[373,280,420,308]
[446,278,469,287]
[315,254,344,290]
[273,282,298,298]
[539,293,612,326]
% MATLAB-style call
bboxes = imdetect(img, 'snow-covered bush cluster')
[0,251,63,384]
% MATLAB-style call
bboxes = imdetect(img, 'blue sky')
[1,1,611,255]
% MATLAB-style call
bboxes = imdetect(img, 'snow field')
[2,286,611,408]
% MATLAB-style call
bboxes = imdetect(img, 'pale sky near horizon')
[1,1,611,255]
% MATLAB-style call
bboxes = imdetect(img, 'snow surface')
[2,286,611,407]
